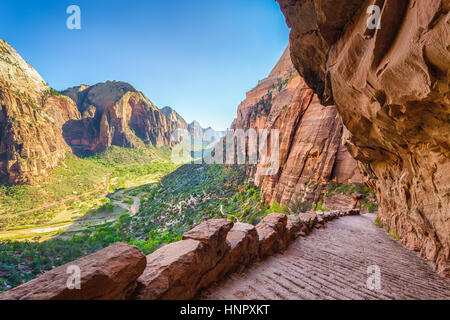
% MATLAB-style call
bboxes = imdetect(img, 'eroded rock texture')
[161,106,188,130]
[277,0,450,274]
[0,243,146,300]
[0,39,81,184]
[62,82,180,154]
[0,39,188,183]
[1,212,362,300]
[233,46,362,207]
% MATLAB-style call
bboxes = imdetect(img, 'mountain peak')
[0,39,48,100]
[161,106,188,129]
[61,81,139,113]
[189,120,202,127]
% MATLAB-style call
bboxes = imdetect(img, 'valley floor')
[0,151,378,293]
[0,182,146,241]
[201,214,450,300]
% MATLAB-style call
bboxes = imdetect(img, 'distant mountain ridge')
[231,45,363,207]
[60,81,182,155]
[0,39,80,184]
[160,106,188,130]
[0,39,208,184]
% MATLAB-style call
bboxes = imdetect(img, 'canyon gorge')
[232,45,365,211]
[0,39,212,184]
[277,0,449,275]
[0,0,448,301]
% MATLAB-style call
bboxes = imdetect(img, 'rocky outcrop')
[133,219,234,300]
[277,0,449,275]
[0,39,81,184]
[186,120,225,147]
[0,39,190,183]
[0,243,146,300]
[233,45,363,207]
[0,211,360,300]
[62,82,183,154]
[256,213,288,257]
[161,106,188,130]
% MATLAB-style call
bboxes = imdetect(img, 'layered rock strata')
[0,39,81,184]
[277,0,449,275]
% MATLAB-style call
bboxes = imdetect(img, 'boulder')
[298,211,318,228]
[232,46,363,208]
[0,243,146,300]
[285,215,304,244]
[183,218,234,256]
[225,222,259,267]
[135,219,233,300]
[256,213,287,258]
[347,209,360,216]
[195,223,259,291]
[317,216,325,225]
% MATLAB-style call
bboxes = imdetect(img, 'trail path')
[201,214,450,300]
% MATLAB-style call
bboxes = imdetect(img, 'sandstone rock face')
[233,45,362,207]
[0,39,81,184]
[0,40,189,184]
[135,219,233,300]
[256,213,288,257]
[298,211,318,227]
[62,82,182,154]
[286,215,304,242]
[134,239,212,300]
[0,243,146,300]
[161,106,188,130]
[182,218,234,253]
[1,211,361,300]
[224,222,259,267]
[277,0,450,275]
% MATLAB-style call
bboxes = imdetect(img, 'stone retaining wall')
[0,209,360,300]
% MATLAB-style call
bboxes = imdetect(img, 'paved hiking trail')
[201,214,450,300]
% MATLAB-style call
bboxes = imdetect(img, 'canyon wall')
[0,40,81,184]
[0,39,188,183]
[234,46,363,208]
[161,106,188,130]
[62,82,181,155]
[277,0,449,274]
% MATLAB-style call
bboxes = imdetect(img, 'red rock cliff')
[0,40,81,184]
[233,46,363,207]
[0,39,188,183]
[62,82,181,154]
[277,0,449,275]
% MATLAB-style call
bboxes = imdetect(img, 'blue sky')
[0,0,289,130]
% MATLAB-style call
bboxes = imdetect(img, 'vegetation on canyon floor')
[0,146,175,229]
[0,147,378,293]
[0,161,266,292]
[326,181,378,213]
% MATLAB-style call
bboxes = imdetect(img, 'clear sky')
[0,0,289,130]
